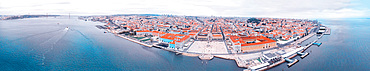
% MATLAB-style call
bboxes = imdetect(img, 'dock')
[313,42,322,46]
[287,59,299,67]
[318,34,324,39]
[304,40,317,50]
[297,52,309,58]
[199,54,214,60]
[324,27,331,35]
[284,58,299,67]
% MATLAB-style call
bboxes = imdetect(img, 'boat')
[65,27,69,30]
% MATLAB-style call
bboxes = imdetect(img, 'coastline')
[106,27,325,71]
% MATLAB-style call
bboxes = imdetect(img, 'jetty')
[304,40,317,49]
[297,52,309,58]
[284,58,299,67]
[318,34,324,39]
[324,27,331,35]
[199,54,214,60]
[313,42,322,46]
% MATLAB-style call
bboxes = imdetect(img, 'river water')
[0,16,242,71]
[269,18,370,71]
[0,16,369,71]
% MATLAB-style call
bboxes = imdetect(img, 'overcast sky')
[1,0,369,18]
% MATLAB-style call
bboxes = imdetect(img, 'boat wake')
[69,28,94,45]
[0,28,65,48]
[37,27,69,65]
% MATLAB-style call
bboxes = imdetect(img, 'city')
[1,0,369,71]
[79,15,330,70]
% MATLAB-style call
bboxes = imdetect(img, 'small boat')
[65,27,69,30]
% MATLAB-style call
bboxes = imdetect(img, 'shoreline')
[107,27,324,71]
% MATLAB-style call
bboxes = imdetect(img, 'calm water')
[269,18,370,71]
[0,16,242,71]
[0,17,369,71]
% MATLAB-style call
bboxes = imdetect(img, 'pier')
[284,58,299,67]
[199,54,214,60]
[318,34,324,39]
[297,52,309,58]
[313,42,322,46]
[304,40,317,50]
[324,27,331,35]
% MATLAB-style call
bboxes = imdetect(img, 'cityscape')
[76,14,330,70]
[1,0,369,71]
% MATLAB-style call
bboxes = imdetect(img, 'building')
[136,30,152,35]
[230,36,277,52]
[197,32,209,40]
[212,34,223,40]
[159,33,190,49]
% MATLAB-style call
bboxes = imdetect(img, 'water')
[269,19,370,71]
[0,16,242,71]
[1,17,369,71]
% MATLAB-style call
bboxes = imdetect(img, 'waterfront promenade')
[107,27,323,70]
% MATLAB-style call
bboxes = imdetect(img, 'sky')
[0,0,369,18]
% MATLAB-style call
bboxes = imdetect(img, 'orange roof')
[241,36,276,46]
[136,30,150,32]
[213,34,223,37]
[160,33,190,43]
[230,36,276,46]
[189,33,197,36]
[169,41,175,44]
[234,43,241,45]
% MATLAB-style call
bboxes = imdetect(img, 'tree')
[247,18,261,25]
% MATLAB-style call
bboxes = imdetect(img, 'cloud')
[30,2,71,7]
[0,0,368,18]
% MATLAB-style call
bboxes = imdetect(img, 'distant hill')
[112,14,161,16]
[2,15,60,20]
